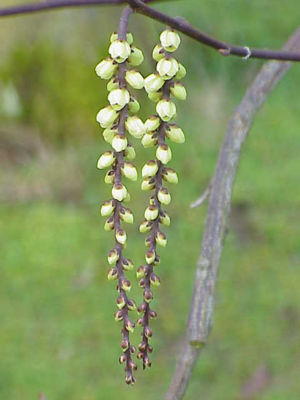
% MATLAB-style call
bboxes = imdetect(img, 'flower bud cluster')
[137,29,186,368]
[96,29,145,384]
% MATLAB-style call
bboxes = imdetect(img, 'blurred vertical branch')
[165,27,300,400]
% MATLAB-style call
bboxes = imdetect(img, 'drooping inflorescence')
[137,28,186,368]
[95,12,145,384]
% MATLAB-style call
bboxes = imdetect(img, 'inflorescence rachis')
[137,28,186,369]
[96,6,145,384]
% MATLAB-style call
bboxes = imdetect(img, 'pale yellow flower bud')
[141,177,156,191]
[162,167,178,184]
[165,124,185,143]
[121,162,137,181]
[112,183,127,201]
[142,160,159,178]
[96,106,119,128]
[144,73,164,93]
[122,258,134,271]
[116,294,126,309]
[160,29,181,52]
[152,44,164,61]
[125,319,135,333]
[148,91,163,103]
[95,58,117,80]
[110,32,133,45]
[175,63,187,80]
[139,220,153,233]
[119,206,134,224]
[108,88,130,111]
[156,99,176,121]
[104,169,115,184]
[102,128,117,144]
[125,70,144,89]
[128,97,140,114]
[141,133,158,148]
[97,151,116,169]
[104,216,115,231]
[156,231,167,247]
[100,199,115,217]
[156,57,178,80]
[150,272,161,286]
[115,228,127,245]
[109,39,131,63]
[125,116,145,138]
[107,249,119,265]
[159,210,171,226]
[170,82,187,100]
[124,144,136,160]
[156,144,172,164]
[157,187,171,205]
[145,205,159,221]
[107,267,118,281]
[111,134,128,152]
[128,46,144,66]
[145,115,161,132]
[145,249,156,264]
[107,77,119,92]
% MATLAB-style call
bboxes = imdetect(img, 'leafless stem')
[190,184,211,209]
[164,27,300,400]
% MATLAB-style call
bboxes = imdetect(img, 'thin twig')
[0,0,300,62]
[164,27,300,400]
[190,184,211,209]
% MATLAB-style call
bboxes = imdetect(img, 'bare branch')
[127,0,300,62]
[190,184,211,209]
[0,0,300,62]
[164,27,300,400]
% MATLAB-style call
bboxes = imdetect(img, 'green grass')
[1,0,300,398]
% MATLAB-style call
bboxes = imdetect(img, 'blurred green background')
[0,0,300,399]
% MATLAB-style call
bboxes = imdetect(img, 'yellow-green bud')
[121,278,131,292]
[110,32,133,45]
[97,151,116,169]
[162,167,178,184]
[119,354,127,364]
[156,231,167,247]
[116,294,126,309]
[104,216,115,231]
[122,258,134,271]
[96,106,119,128]
[144,73,164,93]
[170,82,187,101]
[100,199,115,217]
[128,46,144,66]
[125,319,135,333]
[107,248,119,265]
[159,210,171,226]
[125,70,144,89]
[108,88,130,111]
[150,272,161,286]
[141,133,158,148]
[107,267,118,281]
[107,77,119,92]
[115,228,127,245]
[136,265,147,279]
[121,162,137,181]
[142,160,159,178]
[141,177,156,191]
[175,63,186,80]
[128,97,140,114]
[166,124,185,143]
[158,187,171,205]
[156,144,172,164]
[114,310,124,322]
[156,99,176,121]
[124,144,136,160]
[145,205,159,221]
[145,249,156,265]
[160,29,181,52]
[104,169,115,184]
[139,220,153,233]
[102,128,117,144]
[119,206,134,224]
[152,43,164,61]
[111,134,128,152]
[109,39,131,63]
[95,58,117,80]
[127,299,136,311]
[145,116,161,132]
[157,57,178,80]
[148,91,163,103]
[125,116,145,138]
[112,183,127,201]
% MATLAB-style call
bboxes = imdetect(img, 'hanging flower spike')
[137,28,186,369]
[96,7,145,385]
